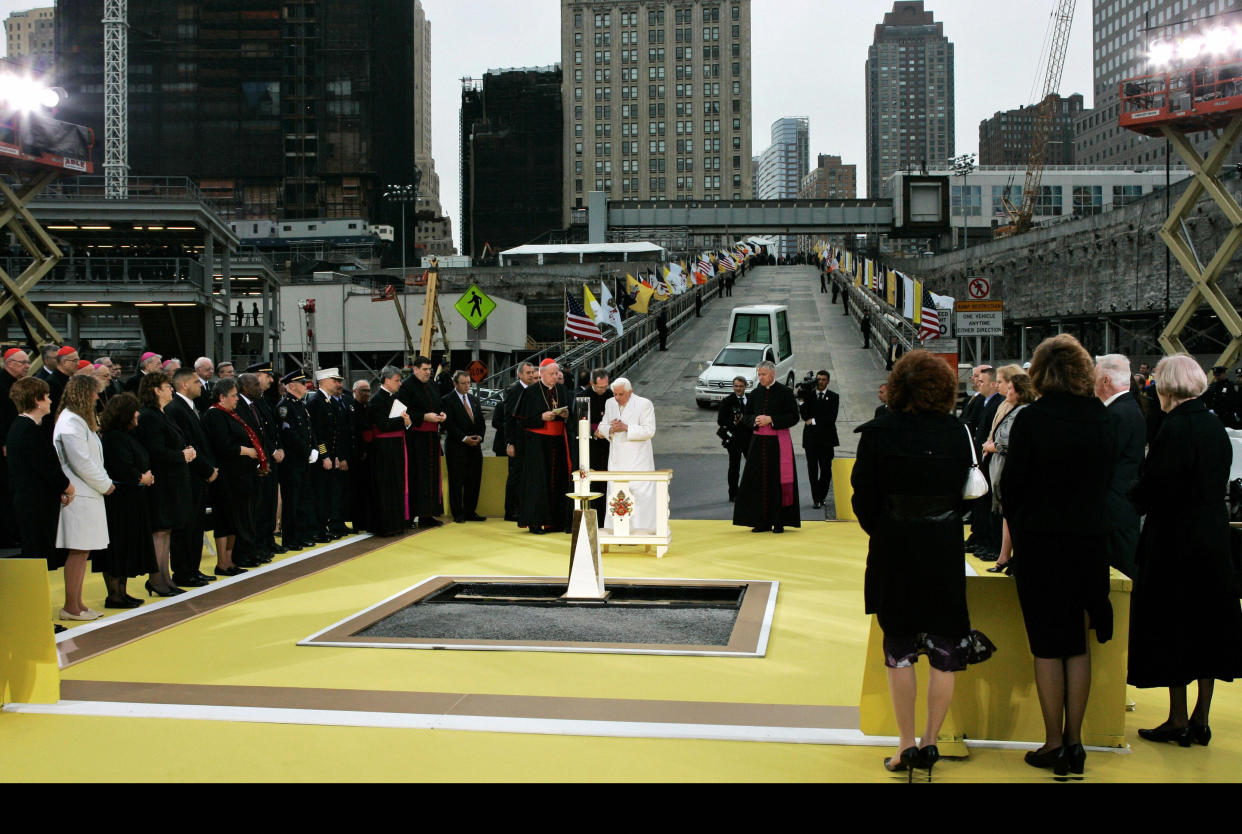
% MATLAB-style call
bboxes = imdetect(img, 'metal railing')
[39,175,221,209]
[9,256,209,288]
[480,271,725,391]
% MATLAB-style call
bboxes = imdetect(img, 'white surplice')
[600,394,657,531]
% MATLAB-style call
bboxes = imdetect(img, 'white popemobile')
[696,305,796,407]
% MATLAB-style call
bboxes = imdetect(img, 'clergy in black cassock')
[368,368,413,536]
[576,370,613,525]
[398,357,446,528]
[733,363,801,532]
[515,360,578,534]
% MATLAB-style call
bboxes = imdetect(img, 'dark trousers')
[831,283,840,303]
[171,479,206,578]
[298,462,322,538]
[727,445,747,499]
[257,460,280,548]
[280,463,307,545]
[315,464,349,534]
[820,274,828,292]
[658,328,668,350]
[504,448,523,521]
[862,327,870,349]
[805,445,835,504]
[231,481,261,561]
[445,443,483,520]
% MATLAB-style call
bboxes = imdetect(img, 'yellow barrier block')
[0,558,60,704]
[859,567,1132,751]
[831,458,856,520]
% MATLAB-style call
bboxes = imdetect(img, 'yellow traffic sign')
[455,284,496,329]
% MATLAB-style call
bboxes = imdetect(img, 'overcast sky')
[3,0,1097,251]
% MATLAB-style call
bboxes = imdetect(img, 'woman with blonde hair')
[52,373,115,621]
[982,366,1037,574]
[1001,335,1116,778]
[1129,354,1242,747]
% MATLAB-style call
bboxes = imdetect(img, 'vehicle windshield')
[713,347,763,367]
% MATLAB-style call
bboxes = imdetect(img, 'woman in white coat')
[595,378,657,531]
[53,374,115,621]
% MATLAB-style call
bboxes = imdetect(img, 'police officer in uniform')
[1205,365,1239,429]
[306,367,353,539]
[277,369,317,550]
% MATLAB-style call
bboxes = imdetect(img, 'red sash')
[755,425,794,507]
[211,404,268,475]
[528,420,565,437]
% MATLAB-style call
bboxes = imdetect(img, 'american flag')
[918,287,941,341]
[565,290,607,342]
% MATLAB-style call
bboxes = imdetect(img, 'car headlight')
[697,377,708,387]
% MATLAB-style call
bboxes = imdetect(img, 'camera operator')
[717,377,753,502]
[798,370,840,510]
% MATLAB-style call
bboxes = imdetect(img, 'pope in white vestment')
[597,378,657,531]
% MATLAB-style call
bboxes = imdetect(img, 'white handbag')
[963,425,990,501]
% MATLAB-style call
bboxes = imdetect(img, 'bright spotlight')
[0,75,63,112]
[1204,27,1232,55]
[1179,36,1204,62]
[1149,41,1174,66]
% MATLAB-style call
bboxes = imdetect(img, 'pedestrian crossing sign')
[455,284,496,329]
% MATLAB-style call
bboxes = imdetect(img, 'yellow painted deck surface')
[4,519,1240,782]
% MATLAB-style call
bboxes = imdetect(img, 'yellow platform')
[3,516,1240,783]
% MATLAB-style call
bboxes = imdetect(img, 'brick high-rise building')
[799,154,857,199]
[979,93,1084,167]
[560,0,754,226]
[4,6,54,73]
[55,0,423,227]
[865,1,954,197]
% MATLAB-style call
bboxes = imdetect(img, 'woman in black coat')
[1128,355,1242,747]
[201,378,262,577]
[6,377,71,562]
[95,393,157,606]
[136,373,195,596]
[852,351,974,779]
[1001,335,1116,778]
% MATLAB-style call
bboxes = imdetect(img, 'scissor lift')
[0,107,95,372]
[1120,59,1242,367]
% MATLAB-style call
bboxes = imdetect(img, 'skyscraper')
[799,154,857,199]
[460,66,564,259]
[413,1,441,216]
[1074,0,1238,167]
[560,0,754,227]
[55,1,422,225]
[754,117,808,255]
[865,1,954,198]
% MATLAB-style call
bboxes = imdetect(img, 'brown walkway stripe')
[59,533,412,669]
[60,680,860,730]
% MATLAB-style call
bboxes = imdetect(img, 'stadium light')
[1148,41,1174,66]
[0,74,66,112]
[1204,26,1233,56]
[1178,35,1204,63]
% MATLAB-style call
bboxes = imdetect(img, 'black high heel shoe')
[916,745,941,782]
[1024,745,1065,770]
[1189,724,1212,746]
[145,579,185,598]
[884,745,920,782]
[1137,724,1192,747]
[1062,743,1086,779]
[104,595,142,609]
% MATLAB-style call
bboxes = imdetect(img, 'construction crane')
[995,0,1076,239]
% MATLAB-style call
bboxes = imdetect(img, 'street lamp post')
[950,153,976,251]
[383,182,419,282]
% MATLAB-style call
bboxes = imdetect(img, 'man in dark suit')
[717,377,753,502]
[234,372,277,565]
[500,362,537,522]
[241,362,286,555]
[442,370,487,523]
[348,378,375,532]
[874,382,890,419]
[970,367,1003,560]
[276,369,316,550]
[193,357,215,413]
[799,370,840,510]
[959,365,990,433]
[167,368,219,587]
[306,368,353,538]
[1096,354,1146,578]
[885,337,904,371]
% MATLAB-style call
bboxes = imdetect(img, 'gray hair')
[1154,354,1208,401]
[611,377,633,393]
[756,360,776,374]
[194,356,213,371]
[1095,354,1132,389]
[352,378,371,392]
[379,365,402,383]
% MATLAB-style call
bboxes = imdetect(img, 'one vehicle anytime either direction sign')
[955,300,1003,337]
